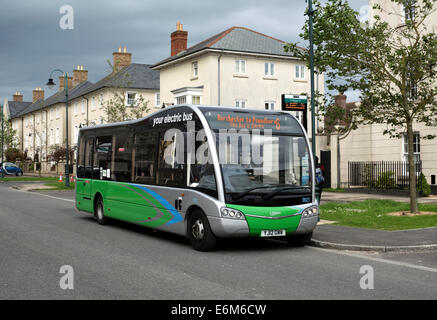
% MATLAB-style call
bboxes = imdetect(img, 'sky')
[0,0,368,104]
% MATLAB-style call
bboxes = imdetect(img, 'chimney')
[58,74,73,92]
[13,91,23,102]
[112,46,132,71]
[32,87,44,103]
[73,65,88,87]
[334,92,347,109]
[171,21,188,56]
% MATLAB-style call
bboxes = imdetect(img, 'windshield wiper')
[230,185,277,200]
[261,186,311,201]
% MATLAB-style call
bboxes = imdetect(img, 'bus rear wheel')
[94,196,108,225]
[188,210,217,252]
[285,232,313,246]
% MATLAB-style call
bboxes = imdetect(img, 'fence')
[348,161,422,190]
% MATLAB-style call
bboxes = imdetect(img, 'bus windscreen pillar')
[281,94,308,133]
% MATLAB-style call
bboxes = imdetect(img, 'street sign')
[281,94,308,132]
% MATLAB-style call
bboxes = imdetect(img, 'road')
[0,182,436,299]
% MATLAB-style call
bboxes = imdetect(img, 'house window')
[192,96,201,105]
[176,96,186,105]
[235,99,246,108]
[295,65,305,80]
[81,99,86,114]
[235,59,246,74]
[264,101,275,110]
[403,133,420,163]
[50,129,54,145]
[155,92,160,108]
[192,61,198,77]
[55,128,60,144]
[56,107,60,119]
[264,62,275,76]
[74,102,78,116]
[126,92,136,106]
[99,94,104,108]
[402,0,416,22]
[91,96,96,111]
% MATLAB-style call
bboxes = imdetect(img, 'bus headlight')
[301,206,318,218]
[220,207,245,220]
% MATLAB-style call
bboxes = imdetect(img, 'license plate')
[261,229,286,237]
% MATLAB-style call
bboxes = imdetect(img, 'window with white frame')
[235,59,246,74]
[403,133,420,163]
[401,0,416,22]
[192,61,198,77]
[74,125,79,144]
[55,128,60,144]
[264,62,275,77]
[192,96,201,105]
[176,96,186,105]
[155,92,160,108]
[126,92,136,106]
[99,94,104,108]
[264,101,275,110]
[91,96,96,111]
[56,106,60,119]
[81,99,86,114]
[235,99,246,108]
[74,102,78,116]
[50,129,54,145]
[295,65,305,80]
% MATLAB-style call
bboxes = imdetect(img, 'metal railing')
[348,161,422,189]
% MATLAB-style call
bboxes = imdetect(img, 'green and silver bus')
[76,105,318,251]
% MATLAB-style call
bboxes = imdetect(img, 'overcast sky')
[0,0,367,104]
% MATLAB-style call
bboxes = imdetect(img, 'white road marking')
[309,246,437,273]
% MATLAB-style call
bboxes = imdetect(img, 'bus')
[76,105,318,251]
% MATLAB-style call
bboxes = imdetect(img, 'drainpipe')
[217,50,224,106]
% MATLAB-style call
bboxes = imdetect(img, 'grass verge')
[319,199,437,230]
[0,176,58,182]
[33,181,76,191]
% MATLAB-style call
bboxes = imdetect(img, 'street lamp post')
[1,104,4,178]
[308,0,316,160]
[46,70,70,187]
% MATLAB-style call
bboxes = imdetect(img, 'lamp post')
[307,0,316,160]
[1,104,4,177]
[46,70,70,187]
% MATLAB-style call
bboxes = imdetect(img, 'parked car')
[0,162,23,176]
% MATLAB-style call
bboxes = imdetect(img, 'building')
[152,23,324,139]
[323,0,437,190]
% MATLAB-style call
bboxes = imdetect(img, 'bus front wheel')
[94,196,108,225]
[188,210,217,252]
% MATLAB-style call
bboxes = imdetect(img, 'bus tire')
[188,210,217,252]
[285,232,312,246]
[94,196,108,225]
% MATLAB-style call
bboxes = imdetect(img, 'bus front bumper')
[208,216,250,237]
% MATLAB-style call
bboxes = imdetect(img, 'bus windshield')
[202,109,312,205]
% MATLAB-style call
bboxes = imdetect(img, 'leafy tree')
[101,60,150,123]
[285,0,437,213]
[0,119,19,156]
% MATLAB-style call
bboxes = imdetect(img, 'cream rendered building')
[152,24,324,140]
[9,48,160,173]
[327,0,437,189]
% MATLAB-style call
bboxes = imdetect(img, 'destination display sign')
[281,94,307,111]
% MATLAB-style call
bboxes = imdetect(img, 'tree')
[285,0,437,213]
[101,60,150,123]
[1,119,19,156]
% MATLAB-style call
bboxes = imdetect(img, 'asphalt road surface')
[0,182,436,299]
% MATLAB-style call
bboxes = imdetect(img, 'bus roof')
[78,104,297,132]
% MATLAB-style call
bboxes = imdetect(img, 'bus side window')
[113,129,132,182]
[156,130,184,187]
[134,130,156,184]
[84,137,94,179]
[77,137,86,178]
[93,136,112,180]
